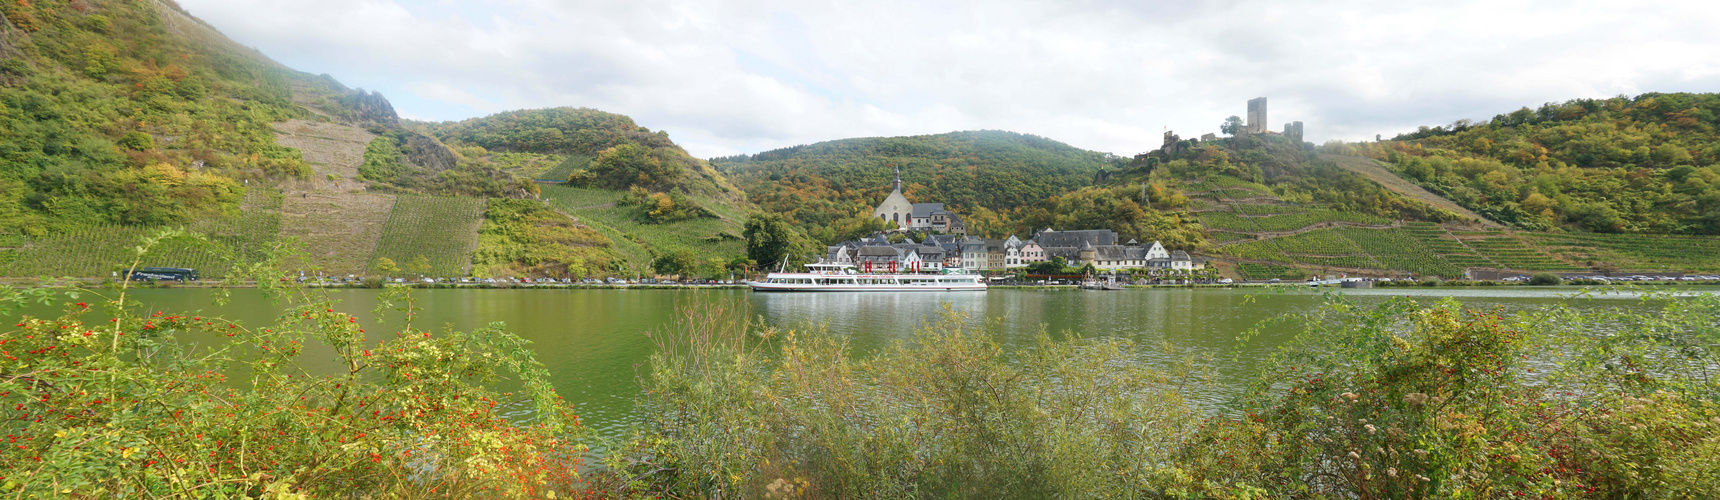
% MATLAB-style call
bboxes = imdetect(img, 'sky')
[178,0,1720,158]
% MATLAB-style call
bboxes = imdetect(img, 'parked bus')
[123,267,199,282]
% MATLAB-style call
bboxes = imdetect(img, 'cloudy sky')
[179,0,1720,158]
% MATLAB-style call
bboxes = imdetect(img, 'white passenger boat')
[749,263,987,292]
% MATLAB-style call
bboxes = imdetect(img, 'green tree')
[375,256,401,275]
[409,255,432,276]
[743,212,810,270]
[1026,257,1066,275]
[589,142,683,190]
[653,248,700,277]
[1221,115,1245,136]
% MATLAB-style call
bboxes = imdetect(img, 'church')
[873,167,967,234]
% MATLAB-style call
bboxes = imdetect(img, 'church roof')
[911,203,944,218]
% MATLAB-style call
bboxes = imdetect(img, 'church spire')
[892,165,902,193]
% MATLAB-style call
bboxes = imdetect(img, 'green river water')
[17,286,1704,443]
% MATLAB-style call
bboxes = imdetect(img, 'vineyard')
[1522,232,1720,272]
[1236,263,1303,280]
[1215,223,1590,279]
[540,185,748,272]
[2,189,283,278]
[1198,209,1392,233]
[1335,228,1466,278]
[1460,234,1583,271]
[368,195,487,276]
[536,155,593,182]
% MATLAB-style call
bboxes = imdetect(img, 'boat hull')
[748,271,987,292]
[748,282,987,292]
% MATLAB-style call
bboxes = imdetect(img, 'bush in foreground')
[605,290,1720,498]
[0,232,586,497]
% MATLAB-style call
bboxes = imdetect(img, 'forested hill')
[712,130,1111,242]
[1353,93,1720,234]
[414,107,744,200]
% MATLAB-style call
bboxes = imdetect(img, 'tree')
[653,249,700,277]
[589,142,682,190]
[375,257,400,275]
[1026,260,1062,275]
[1528,273,1562,286]
[744,212,810,271]
[409,255,432,276]
[1221,115,1245,136]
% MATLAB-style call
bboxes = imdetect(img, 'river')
[15,286,1703,443]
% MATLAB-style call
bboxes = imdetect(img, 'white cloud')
[179,0,1720,157]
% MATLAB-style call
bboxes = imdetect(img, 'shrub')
[604,299,1208,498]
[613,290,1720,498]
[1528,272,1563,285]
[0,231,587,497]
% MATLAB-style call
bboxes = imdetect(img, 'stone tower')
[1283,121,1304,143]
[1246,97,1268,134]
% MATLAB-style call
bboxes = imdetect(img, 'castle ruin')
[1246,97,1268,134]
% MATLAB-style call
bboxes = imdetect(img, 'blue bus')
[123,267,199,282]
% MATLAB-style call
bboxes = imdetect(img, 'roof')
[1093,246,1149,261]
[875,188,912,216]
[911,203,945,218]
[857,245,902,257]
[1037,229,1119,248]
[1044,247,1082,259]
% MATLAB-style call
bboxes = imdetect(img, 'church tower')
[873,166,912,228]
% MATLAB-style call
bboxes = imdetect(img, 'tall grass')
[602,297,1208,498]
[602,290,1720,499]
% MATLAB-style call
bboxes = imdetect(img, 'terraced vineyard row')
[2,189,283,278]
[368,195,487,276]
[1236,263,1302,280]
[1231,204,1306,215]
[1336,228,1466,278]
[1397,223,1494,269]
[1463,237,1582,271]
[1199,210,1392,233]
[1219,224,1587,278]
[1523,233,1720,272]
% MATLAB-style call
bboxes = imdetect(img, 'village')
[817,167,1210,284]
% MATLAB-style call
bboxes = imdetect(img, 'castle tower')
[1246,97,1268,134]
[1283,121,1305,143]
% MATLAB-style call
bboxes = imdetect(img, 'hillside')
[1354,93,1720,234]
[713,130,1110,242]
[0,0,330,235]
[0,0,748,279]
[413,107,744,199]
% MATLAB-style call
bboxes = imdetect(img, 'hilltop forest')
[1359,93,1720,234]
[713,130,1111,243]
